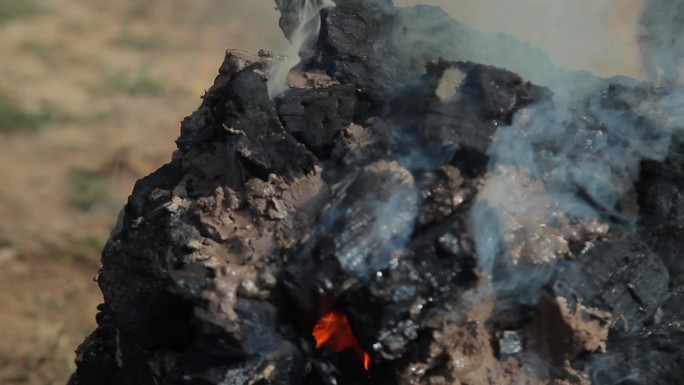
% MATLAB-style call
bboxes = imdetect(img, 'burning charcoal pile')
[69,1,684,384]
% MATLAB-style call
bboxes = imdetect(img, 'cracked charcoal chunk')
[344,256,452,362]
[212,69,317,181]
[388,60,552,175]
[550,234,670,337]
[319,161,416,275]
[315,0,599,105]
[283,161,419,314]
[317,0,400,104]
[68,307,121,385]
[586,324,684,385]
[277,84,357,158]
[343,217,479,364]
[638,151,684,285]
[652,289,684,325]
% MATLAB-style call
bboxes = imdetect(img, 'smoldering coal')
[285,160,419,307]
[471,83,676,255]
[69,1,684,385]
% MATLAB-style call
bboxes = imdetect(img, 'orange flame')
[312,310,370,371]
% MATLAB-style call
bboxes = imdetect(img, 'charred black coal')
[638,150,684,286]
[70,1,683,385]
[276,85,357,158]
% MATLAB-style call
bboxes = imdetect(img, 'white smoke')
[267,0,335,98]
[637,0,684,87]
[395,0,644,80]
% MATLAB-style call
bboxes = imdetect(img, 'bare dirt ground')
[0,1,282,383]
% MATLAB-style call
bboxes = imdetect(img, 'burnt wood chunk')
[69,0,684,384]
[551,235,670,337]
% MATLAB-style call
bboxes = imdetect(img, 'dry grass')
[0,0,45,25]
[0,251,101,385]
[0,1,282,384]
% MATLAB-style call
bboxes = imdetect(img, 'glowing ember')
[312,310,370,371]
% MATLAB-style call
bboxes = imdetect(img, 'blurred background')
[0,1,283,383]
[0,0,643,384]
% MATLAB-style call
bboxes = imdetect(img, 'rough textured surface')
[638,151,684,286]
[551,234,670,337]
[70,1,684,384]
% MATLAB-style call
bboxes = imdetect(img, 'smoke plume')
[267,0,335,98]
[637,0,684,87]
